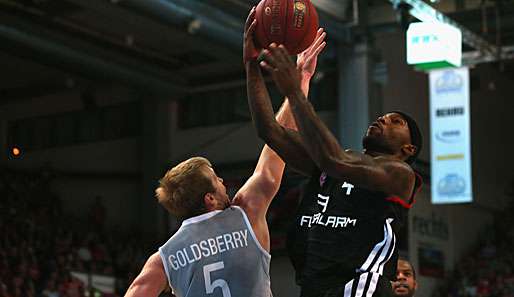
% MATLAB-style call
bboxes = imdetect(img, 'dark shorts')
[301,272,393,297]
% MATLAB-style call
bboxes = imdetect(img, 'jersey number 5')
[203,261,232,297]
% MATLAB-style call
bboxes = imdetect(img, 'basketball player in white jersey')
[124,7,326,297]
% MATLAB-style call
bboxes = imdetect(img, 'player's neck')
[362,149,399,160]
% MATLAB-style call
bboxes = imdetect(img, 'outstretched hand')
[243,6,259,64]
[297,28,327,80]
[260,44,302,97]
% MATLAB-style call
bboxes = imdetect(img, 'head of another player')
[155,157,230,220]
[392,258,417,297]
[362,111,422,165]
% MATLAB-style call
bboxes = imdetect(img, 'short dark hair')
[398,257,416,280]
[391,111,422,165]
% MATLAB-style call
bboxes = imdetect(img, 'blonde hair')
[156,157,215,219]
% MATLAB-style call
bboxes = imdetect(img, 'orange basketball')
[254,0,319,55]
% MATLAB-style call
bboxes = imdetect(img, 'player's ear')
[204,192,216,211]
[401,144,416,158]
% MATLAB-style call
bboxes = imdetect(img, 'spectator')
[0,168,157,297]
[393,258,418,297]
[42,278,59,297]
[434,193,514,297]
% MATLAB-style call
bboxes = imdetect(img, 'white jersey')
[159,206,272,297]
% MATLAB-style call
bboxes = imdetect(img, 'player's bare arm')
[124,252,168,297]
[234,94,305,250]
[260,44,415,198]
[244,9,326,176]
[246,59,314,176]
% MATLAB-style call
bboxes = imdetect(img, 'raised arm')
[232,10,324,251]
[260,45,346,172]
[232,99,294,251]
[245,60,314,175]
[259,45,415,198]
[244,9,326,176]
[125,252,168,297]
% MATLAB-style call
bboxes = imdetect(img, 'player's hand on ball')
[243,6,259,64]
[260,44,302,97]
[297,28,326,80]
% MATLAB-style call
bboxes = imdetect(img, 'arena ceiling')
[1,0,514,103]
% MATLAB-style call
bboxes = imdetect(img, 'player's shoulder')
[232,192,251,212]
[228,205,246,216]
[375,157,414,176]
[375,157,415,197]
[219,205,253,224]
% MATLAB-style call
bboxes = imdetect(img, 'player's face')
[392,260,417,297]
[363,113,411,155]
[204,166,230,210]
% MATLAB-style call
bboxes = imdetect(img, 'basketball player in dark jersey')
[245,39,422,296]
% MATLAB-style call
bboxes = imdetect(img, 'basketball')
[254,0,319,55]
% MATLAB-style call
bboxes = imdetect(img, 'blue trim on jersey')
[233,206,271,259]
[181,209,223,226]
[158,248,173,290]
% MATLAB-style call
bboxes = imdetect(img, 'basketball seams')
[283,0,290,46]
[285,0,298,53]
[289,0,309,54]
[256,0,269,48]
[254,0,318,54]
[266,0,274,45]
[295,1,318,54]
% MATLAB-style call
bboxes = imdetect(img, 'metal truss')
[389,0,513,65]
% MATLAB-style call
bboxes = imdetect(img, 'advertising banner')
[429,67,473,204]
[407,22,462,70]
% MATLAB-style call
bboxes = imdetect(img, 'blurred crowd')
[0,169,155,297]
[434,198,514,297]
[4,166,514,297]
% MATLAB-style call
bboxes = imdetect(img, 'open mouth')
[393,284,409,292]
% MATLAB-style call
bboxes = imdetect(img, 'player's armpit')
[233,146,284,214]
[124,252,168,297]
[232,190,272,252]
